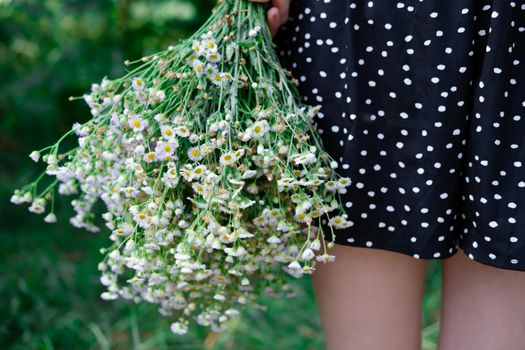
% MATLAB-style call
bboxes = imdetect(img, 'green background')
[0,1,442,349]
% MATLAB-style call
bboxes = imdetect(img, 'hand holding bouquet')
[11,0,351,335]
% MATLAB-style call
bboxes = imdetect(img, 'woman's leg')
[438,251,525,350]
[312,243,428,350]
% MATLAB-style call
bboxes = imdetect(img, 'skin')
[256,0,290,37]
[312,244,427,350]
[313,244,525,350]
[264,2,525,349]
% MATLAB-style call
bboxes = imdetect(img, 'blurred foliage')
[0,1,442,349]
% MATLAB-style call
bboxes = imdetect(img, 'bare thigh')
[439,251,525,350]
[312,243,428,350]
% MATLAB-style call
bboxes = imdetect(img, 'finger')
[267,7,281,37]
[272,0,289,25]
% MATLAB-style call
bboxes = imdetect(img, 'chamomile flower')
[301,248,315,261]
[203,39,218,52]
[293,152,316,165]
[28,198,46,214]
[143,152,158,163]
[29,151,41,162]
[192,40,205,55]
[134,212,152,228]
[149,88,166,105]
[112,224,133,236]
[155,141,177,160]
[187,146,204,161]
[325,180,338,192]
[207,51,221,63]
[253,216,268,227]
[250,120,269,139]
[259,82,274,94]
[328,215,351,229]
[44,213,57,223]
[193,59,205,77]
[288,260,302,270]
[241,170,257,179]
[266,235,281,244]
[191,165,207,179]
[170,322,188,335]
[160,125,177,140]
[338,177,352,187]
[128,114,148,132]
[175,125,191,138]
[210,72,226,86]
[132,77,146,91]
[231,147,244,158]
[192,182,207,196]
[219,152,236,166]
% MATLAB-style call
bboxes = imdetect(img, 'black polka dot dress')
[275,0,525,271]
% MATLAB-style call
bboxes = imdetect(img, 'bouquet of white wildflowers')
[11,0,352,335]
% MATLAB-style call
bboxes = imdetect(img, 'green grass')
[0,220,442,350]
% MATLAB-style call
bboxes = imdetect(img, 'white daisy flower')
[287,260,302,270]
[187,146,204,161]
[28,199,46,214]
[210,72,225,86]
[241,170,257,179]
[203,39,218,52]
[134,212,152,228]
[175,125,191,138]
[128,114,148,132]
[192,182,206,196]
[207,51,221,63]
[143,152,158,163]
[293,152,316,165]
[29,151,41,162]
[301,248,315,261]
[193,59,205,77]
[132,77,146,91]
[112,223,133,236]
[160,125,177,140]
[123,186,139,198]
[149,88,166,105]
[44,213,57,223]
[259,82,274,94]
[192,40,204,55]
[253,216,268,227]
[155,141,177,160]
[316,254,336,263]
[266,235,281,244]
[170,322,188,335]
[219,152,237,166]
[189,165,205,179]
[328,215,349,228]
[325,180,338,192]
[251,120,269,139]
